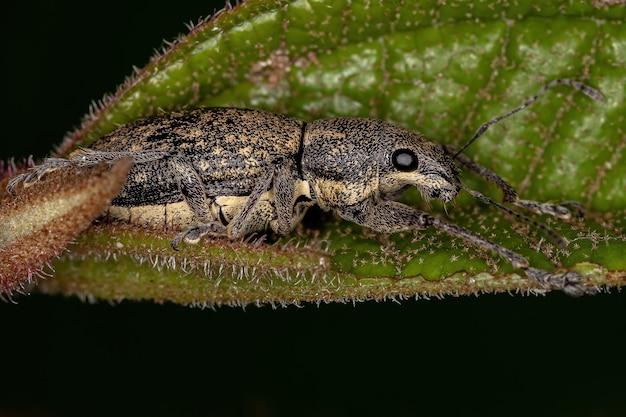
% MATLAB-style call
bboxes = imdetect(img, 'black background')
[2,2,625,416]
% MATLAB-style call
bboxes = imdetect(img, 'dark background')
[1,2,625,416]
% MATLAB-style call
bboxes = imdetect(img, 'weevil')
[7,79,604,295]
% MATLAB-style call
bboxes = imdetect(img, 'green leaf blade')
[5,0,624,304]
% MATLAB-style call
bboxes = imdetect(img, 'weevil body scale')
[6,80,605,296]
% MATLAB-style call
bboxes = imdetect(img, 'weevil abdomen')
[83,108,308,230]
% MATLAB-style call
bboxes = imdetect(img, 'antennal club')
[452,78,605,160]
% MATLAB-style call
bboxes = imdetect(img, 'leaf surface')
[3,0,625,304]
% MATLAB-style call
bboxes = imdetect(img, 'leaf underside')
[2,0,625,304]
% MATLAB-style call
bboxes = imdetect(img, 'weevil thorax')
[301,118,461,210]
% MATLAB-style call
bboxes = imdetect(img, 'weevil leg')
[337,199,528,268]
[69,148,169,164]
[170,222,227,250]
[462,187,569,249]
[430,217,589,295]
[169,156,214,223]
[171,158,301,248]
[336,199,590,295]
[226,164,277,238]
[337,199,433,235]
[168,155,226,250]
[444,145,582,219]
[272,159,302,235]
[6,149,172,195]
[513,199,584,220]
[524,268,588,297]
[228,158,300,237]
[6,158,70,194]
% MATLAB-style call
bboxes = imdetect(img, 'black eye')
[392,149,418,171]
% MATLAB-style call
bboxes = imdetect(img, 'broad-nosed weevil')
[7,79,605,295]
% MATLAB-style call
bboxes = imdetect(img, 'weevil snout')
[417,172,461,202]
[386,154,461,203]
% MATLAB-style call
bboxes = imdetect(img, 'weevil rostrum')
[7,79,604,296]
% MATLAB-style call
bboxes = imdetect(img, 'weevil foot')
[6,158,70,195]
[556,201,585,218]
[525,267,595,296]
[514,200,584,220]
[170,222,228,250]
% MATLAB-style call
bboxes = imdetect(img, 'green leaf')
[2,0,625,303]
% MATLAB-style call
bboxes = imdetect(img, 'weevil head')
[376,122,461,203]
[302,118,461,209]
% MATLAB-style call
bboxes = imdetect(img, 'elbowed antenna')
[452,78,605,160]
